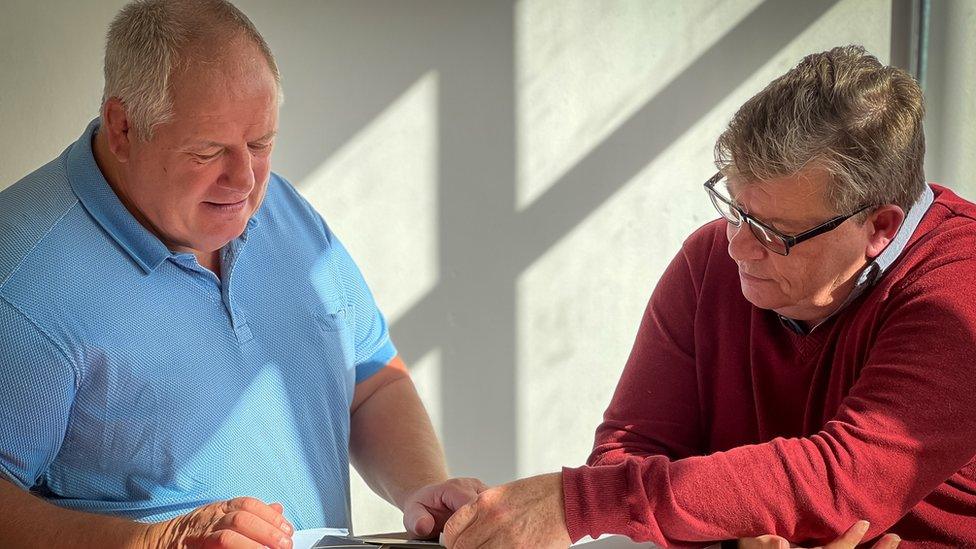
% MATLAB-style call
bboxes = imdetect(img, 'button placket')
[220,235,253,344]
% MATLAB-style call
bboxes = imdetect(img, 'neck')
[194,250,222,276]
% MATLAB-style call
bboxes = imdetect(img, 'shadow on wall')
[254,0,842,484]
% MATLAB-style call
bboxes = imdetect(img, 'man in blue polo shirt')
[0,1,483,547]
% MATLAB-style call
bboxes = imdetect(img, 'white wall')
[1,0,951,536]
[925,0,976,197]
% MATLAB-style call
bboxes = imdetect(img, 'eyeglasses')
[704,171,872,256]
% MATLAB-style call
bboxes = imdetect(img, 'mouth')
[738,270,769,283]
[203,197,249,212]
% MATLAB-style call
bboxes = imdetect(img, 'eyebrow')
[737,204,803,229]
[184,130,278,149]
[724,185,810,230]
[749,210,821,234]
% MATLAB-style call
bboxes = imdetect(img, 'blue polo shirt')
[0,119,398,529]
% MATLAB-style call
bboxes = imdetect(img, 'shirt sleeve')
[0,297,77,489]
[563,255,976,546]
[327,236,398,384]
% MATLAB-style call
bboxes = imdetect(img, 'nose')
[218,148,255,194]
[726,221,767,262]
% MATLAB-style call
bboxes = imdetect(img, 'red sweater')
[562,185,976,548]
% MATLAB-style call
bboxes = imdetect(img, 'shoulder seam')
[0,294,82,390]
[0,197,82,291]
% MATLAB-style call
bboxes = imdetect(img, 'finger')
[439,481,484,512]
[224,497,293,536]
[197,528,266,549]
[403,500,436,538]
[740,535,790,549]
[824,520,870,549]
[445,506,495,549]
[442,502,479,548]
[215,510,293,549]
[269,501,289,533]
[408,481,485,538]
[477,535,508,549]
[456,523,497,549]
[468,478,490,493]
[737,537,760,549]
[871,533,902,549]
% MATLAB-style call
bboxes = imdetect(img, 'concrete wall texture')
[0,0,971,535]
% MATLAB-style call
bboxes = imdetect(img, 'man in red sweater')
[442,46,976,548]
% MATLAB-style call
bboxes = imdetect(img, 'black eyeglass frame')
[703,171,873,256]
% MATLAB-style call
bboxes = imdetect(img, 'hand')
[145,497,294,549]
[442,472,572,549]
[402,477,488,538]
[739,520,901,549]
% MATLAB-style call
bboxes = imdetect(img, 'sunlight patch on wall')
[514,0,762,211]
[409,347,443,441]
[350,348,442,536]
[515,130,716,478]
[297,71,440,325]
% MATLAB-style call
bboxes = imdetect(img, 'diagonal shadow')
[386,0,842,484]
[510,0,841,266]
[393,0,841,365]
[272,0,455,185]
[431,0,520,484]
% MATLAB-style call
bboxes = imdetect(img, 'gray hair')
[102,0,281,140]
[715,45,926,214]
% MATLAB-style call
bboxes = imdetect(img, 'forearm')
[0,478,153,548]
[565,421,966,546]
[349,370,448,509]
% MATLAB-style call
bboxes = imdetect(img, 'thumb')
[741,535,789,549]
[403,501,435,538]
[823,520,870,549]
[439,482,482,512]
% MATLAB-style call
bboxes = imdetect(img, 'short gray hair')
[715,45,926,214]
[102,0,281,140]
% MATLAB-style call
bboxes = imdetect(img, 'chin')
[739,283,789,312]
[198,222,248,250]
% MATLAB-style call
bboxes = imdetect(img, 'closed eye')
[190,150,222,162]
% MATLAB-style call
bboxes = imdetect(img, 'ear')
[100,97,133,163]
[864,205,906,259]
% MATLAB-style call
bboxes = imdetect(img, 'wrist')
[137,519,176,549]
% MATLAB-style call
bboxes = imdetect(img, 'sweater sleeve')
[563,257,976,546]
